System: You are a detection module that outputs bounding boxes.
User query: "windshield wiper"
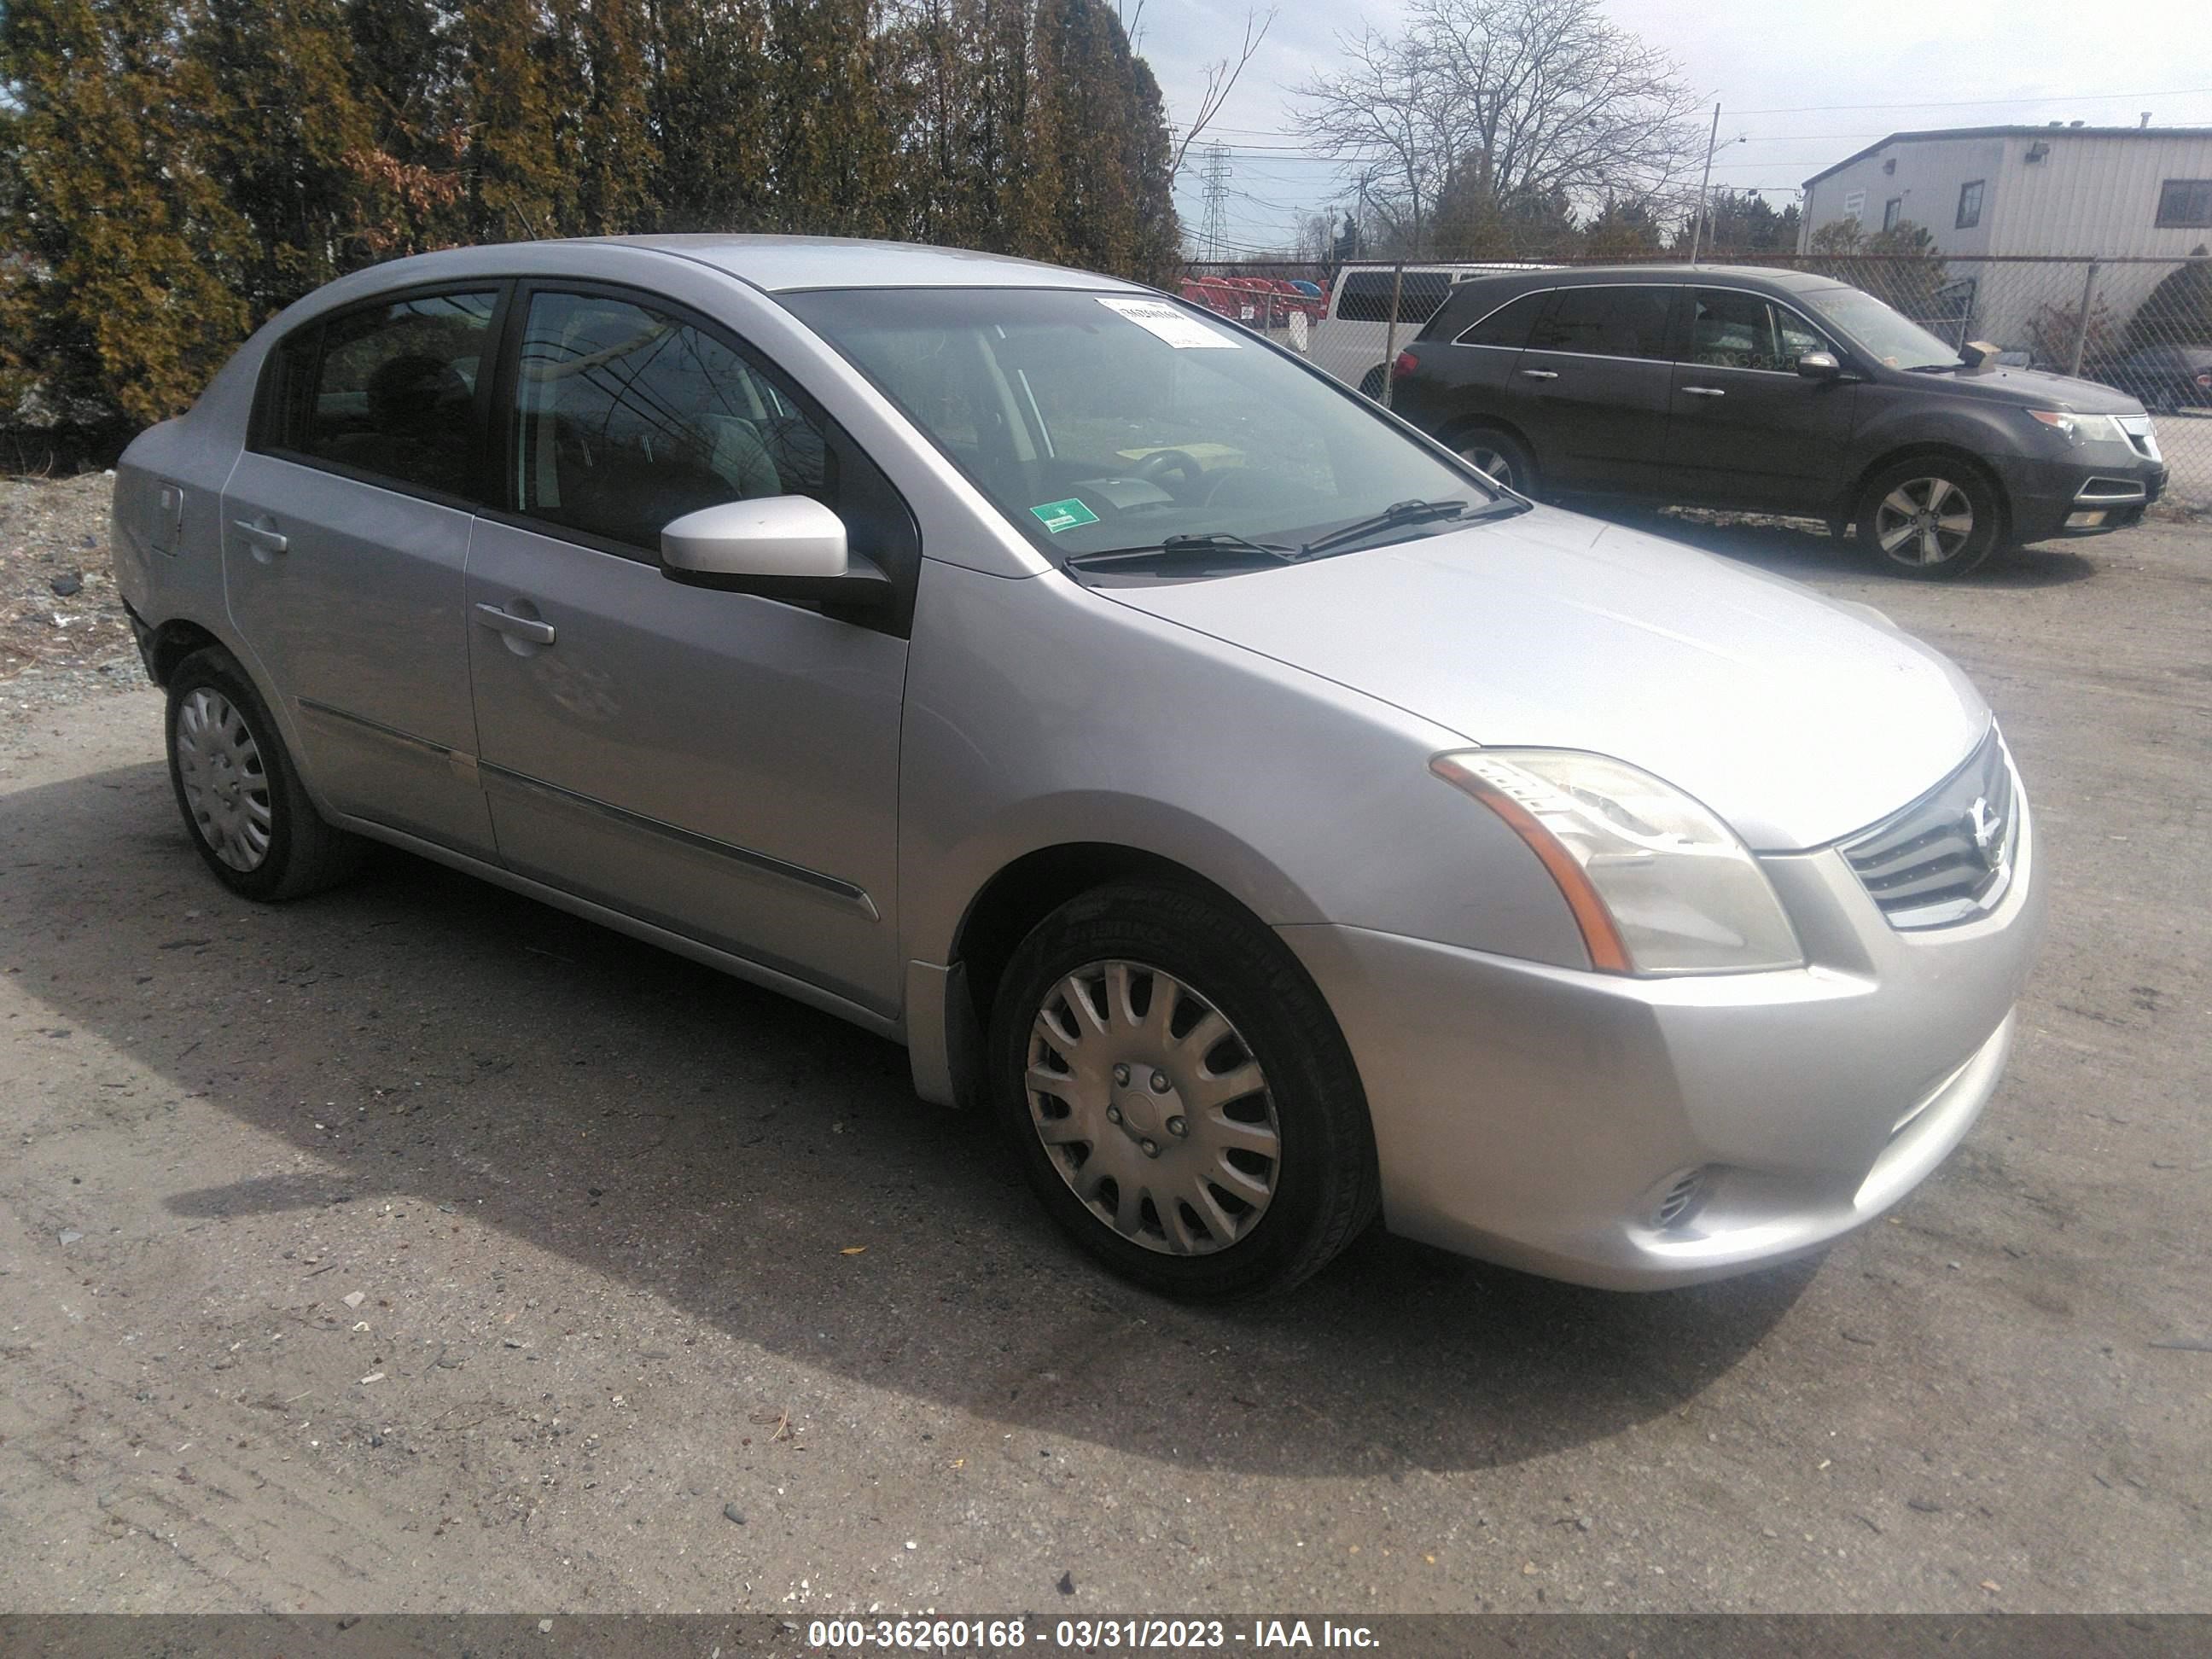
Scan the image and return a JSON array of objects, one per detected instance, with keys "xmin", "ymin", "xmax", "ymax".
[
  {"xmin": 1299, "ymin": 496, "xmax": 1520, "ymax": 556},
  {"xmin": 1065, "ymin": 532, "xmax": 1302, "ymax": 570},
  {"xmin": 1907, "ymin": 362, "xmax": 1967, "ymax": 374}
]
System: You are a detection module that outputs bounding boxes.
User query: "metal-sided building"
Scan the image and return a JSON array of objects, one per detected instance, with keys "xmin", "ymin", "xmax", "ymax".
[{"xmin": 1797, "ymin": 124, "xmax": 2212, "ymax": 356}]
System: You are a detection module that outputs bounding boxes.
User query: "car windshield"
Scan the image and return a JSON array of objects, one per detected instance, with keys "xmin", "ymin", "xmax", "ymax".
[
  {"xmin": 1802, "ymin": 285, "xmax": 1965, "ymax": 370},
  {"xmin": 781, "ymin": 287, "xmax": 1494, "ymax": 563}
]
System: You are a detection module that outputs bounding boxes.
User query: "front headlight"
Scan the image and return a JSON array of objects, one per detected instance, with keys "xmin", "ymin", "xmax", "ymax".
[
  {"xmin": 1430, "ymin": 749, "xmax": 1804, "ymax": 976},
  {"xmin": 2028, "ymin": 409, "xmax": 2128, "ymax": 445}
]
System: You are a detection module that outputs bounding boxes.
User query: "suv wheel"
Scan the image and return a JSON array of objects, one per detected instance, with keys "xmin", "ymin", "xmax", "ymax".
[
  {"xmin": 166, "ymin": 647, "xmax": 365, "ymax": 900},
  {"xmin": 1453, "ymin": 428, "xmax": 1539, "ymax": 498},
  {"xmin": 987, "ymin": 880, "xmax": 1379, "ymax": 1300},
  {"xmin": 1854, "ymin": 459, "xmax": 2001, "ymax": 579}
]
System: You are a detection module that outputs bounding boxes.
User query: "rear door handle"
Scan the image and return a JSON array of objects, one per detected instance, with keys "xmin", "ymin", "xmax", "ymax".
[
  {"xmin": 1519, "ymin": 369, "xmax": 1559, "ymax": 381},
  {"xmin": 1681, "ymin": 386, "xmax": 1726, "ymax": 398},
  {"xmin": 232, "ymin": 520, "xmax": 288, "ymax": 554},
  {"xmin": 474, "ymin": 602, "xmax": 556, "ymax": 646}
]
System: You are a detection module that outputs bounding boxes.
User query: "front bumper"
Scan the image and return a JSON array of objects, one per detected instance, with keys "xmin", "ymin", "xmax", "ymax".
[
  {"xmin": 1281, "ymin": 784, "xmax": 2045, "ymax": 1289},
  {"xmin": 1998, "ymin": 447, "xmax": 2168, "ymax": 543}
]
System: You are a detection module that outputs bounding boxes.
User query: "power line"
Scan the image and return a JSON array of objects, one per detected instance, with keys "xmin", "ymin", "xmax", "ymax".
[{"xmin": 1188, "ymin": 84, "xmax": 2212, "ymax": 143}]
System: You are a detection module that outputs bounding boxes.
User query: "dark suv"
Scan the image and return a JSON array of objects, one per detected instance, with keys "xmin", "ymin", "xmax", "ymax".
[{"xmin": 1387, "ymin": 265, "xmax": 2169, "ymax": 578}]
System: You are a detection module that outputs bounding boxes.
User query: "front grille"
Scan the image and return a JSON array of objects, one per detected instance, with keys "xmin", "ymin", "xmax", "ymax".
[{"xmin": 1840, "ymin": 729, "xmax": 2019, "ymax": 930}]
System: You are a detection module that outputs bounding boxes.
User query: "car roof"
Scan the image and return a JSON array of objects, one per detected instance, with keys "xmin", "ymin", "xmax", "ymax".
[
  {"xmin": 518, "ymin": 235, "xmax": 1144, "ymax": 294},
  {"xmin": 1451, "ymin": 264, "xmax": 1845, "ymax": 294},
  {"xmin": 338, "ymin": 236, "xmax": 1159, "ymax": 296}
]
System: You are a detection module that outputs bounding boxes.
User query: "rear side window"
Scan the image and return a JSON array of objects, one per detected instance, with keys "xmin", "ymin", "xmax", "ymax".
[
  {"xmin": 1528, "ymin": 287, "xmax": 1674, "ymax": 359},
  {"xmin": 265, "ymin": 291, "xmax": 498, "ymax": 498},
  {"xmin": 1333, "ymin": 271, "xmax": 1456, "ymax": 324},
  {"xmin": 1452, "ymin": 290, "xmax": 1551, "ymax": 348}
]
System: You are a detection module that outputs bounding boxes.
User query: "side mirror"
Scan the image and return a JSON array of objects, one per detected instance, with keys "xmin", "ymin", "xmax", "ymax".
[
  {"xmin": 661, "ymin": 496, "xmax": 889, "ymax": 608},
  {"xmin": 1796, "ymin": 352, "xmax": 1843, "ymax": 381}
]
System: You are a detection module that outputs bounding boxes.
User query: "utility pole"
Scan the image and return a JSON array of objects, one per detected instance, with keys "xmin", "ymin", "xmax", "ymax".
[{"xmin": 1688, "ymin": 102, "xmax": 1721, "ymax": 264}]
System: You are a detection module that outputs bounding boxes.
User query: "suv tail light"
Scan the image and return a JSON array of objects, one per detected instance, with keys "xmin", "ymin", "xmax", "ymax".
[{"xmin": 1392, "ymin": 351, "xmax": 1418, "ymax": 380}]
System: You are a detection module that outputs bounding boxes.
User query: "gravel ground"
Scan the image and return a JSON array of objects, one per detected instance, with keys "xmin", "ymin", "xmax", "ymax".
[
  {"xmin": 1, "ymin": 475, "xmax": 2207, "ymax": 1617},
  {"xmin": 1, "ymin": 471, "xmax": 144, "ymax": 713}
]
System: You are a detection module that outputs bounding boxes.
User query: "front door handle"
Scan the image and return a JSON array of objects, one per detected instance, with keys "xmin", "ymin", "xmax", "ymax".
[
  {"xmin": 233, "ymin": 520, "xmax": 288, "ymax": 554},
  {"xmin": 474, "ymin": 602, "xmax": 556, "ymax": 646},
  {"xmin": 1681, "ymin": 386, "xmax": 1726, "ymax": 398},
  {"xmin": 1519, "ymin": 369, "xmax": 1560, "ymax": 381}
]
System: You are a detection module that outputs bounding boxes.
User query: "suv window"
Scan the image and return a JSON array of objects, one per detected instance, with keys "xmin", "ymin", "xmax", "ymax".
[
  {"xmin": 1527, "ymin": 286, "xmax": 1674, "ymax": 359},
  {"xmin": 1453, "ymin": 290, "xmax": 1551, "ymax": 349},
  {"xmin": 1687, "ymin": 289, "xmax": 1833, "ymax": 373},
  {"xmin": 512, "ymin": 290, "xmax": 830, "ymax": 550},
  {"xmin": 1334, "ymin": 271, "xmax": 1456, "ymax": 324},
  {"xmin": 271, "ymin": 290, "xmax": 498, "ymax": 497}
]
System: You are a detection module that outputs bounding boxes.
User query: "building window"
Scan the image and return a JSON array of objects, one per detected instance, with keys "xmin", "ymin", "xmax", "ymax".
[
  {"xmin": 1882, "ymin": 196, "xmax": 1903, "ymax": 231},
  {"xmin": 1956, "ymin": 180, "xmax": 1984, "ymax": 229},
  {"xmin": 2157, "ymin": 179, "xmax": 2212, "ymax": 228}
]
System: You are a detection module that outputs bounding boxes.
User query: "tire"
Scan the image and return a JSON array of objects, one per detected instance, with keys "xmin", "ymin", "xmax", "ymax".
[
  {"xmin": 1357, "ymin": 364, "xmax": 1388, "ymax": 400},
  {"xmin": 1450, "ymin": 427, "xmax": 1540, "ymax": 498},
  {"xmin": 165, "ymin": 646, "xmax": 365, "ymax": 901},
  {"xmin": 987, "ymin": 879, "xmax": 1380, "ymax": 1300},
  {"xmin": 1854, "ymin": 457, "xmax": 2003, "ymax": 579}
]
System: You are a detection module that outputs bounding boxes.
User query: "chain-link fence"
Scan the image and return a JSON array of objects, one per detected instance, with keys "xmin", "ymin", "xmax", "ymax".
[{"xmin": 1178, "ymin": 254, "xmax": 2212, "ymax": 510}]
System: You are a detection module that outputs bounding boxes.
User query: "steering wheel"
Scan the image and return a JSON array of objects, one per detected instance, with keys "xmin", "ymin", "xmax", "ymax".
[{"xmin": 1132, "ymin": 448, "xmax": 1206, "ymax": 492}]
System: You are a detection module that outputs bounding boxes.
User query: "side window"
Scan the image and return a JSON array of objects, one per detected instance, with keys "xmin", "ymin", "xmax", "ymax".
[
  {"xmin": 1528, "ymin": 287, "xmax": 1674, "ymax": 359},
  {"xmin": 280, "ymin": 291, "xmax": 498, "ymax": 497},
  {"xmin": 1770, "ymin": 306, "xmax": 1835, "ymax": 370},
  {"xmin": 1688, "ymin": 289, "xmax": 1780, "ymax": 370},
  {"xmin": 513, "ymin": 291, "xmax": 830, "ymax": 551},
  {"xmin": 1454, "ymin": 290, "xmax": 1551, "ymax": 348}
]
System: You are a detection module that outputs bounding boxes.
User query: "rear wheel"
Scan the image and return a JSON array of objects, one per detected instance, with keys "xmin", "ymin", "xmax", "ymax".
[
  {"xmin": 987, "ymin": 880, "xmax": 1379, "ymax": 1300},
  {"xmin": 1452, "ymin": 427, "xmax": 1540, "ymax": 498},
  {"xmin": 166, "ymin": 647, "xmax": 365, "ymax": 900},
  {"xmin": 1854, "ymin": 458, "xmax": 2002, "ymax": 579}
]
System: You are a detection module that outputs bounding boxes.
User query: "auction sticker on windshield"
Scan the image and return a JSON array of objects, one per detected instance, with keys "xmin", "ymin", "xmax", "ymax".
[
  {"xmin": 1097, "ymin": 296, "xmax": 1238, "ymax": 349},
  {"xmin": 1030, "ymin": 498, "xmax": 1102, "ymax": 533}
]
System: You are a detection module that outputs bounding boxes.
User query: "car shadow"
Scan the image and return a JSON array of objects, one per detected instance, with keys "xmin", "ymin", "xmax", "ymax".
[
  {"xmin": 5, "ymin": 759, "xmax": 1815, "ymax": 1476},
  {"xmin": 1580, "ymin": 504, "xmax": 2103, "ymax": 590}
]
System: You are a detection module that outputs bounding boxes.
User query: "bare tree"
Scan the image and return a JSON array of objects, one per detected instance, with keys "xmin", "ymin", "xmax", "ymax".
[
  {"xmin": 1295, "ymin": 0, "xmax": 1702, "ymax": 255},
  {"xmin": 1167, "ymin": 7, "xmax": 1274, "ymax": 178}
]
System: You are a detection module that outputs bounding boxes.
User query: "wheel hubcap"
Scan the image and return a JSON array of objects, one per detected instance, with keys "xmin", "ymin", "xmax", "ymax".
[
  {"xmin": 175, "ymin": 688, "xmax": 273, "ymax": 871},
  {"xmin": 1025, "ymin": 959, "xmax": 1280, "ymax": 1256},
  {"xmin": 1875, "ymin": 476, "xmax": 1975, "ymax": 565},
  {"xmin": 1460, "ymin": 445, "xmax": 1515, "ymax": 491}
]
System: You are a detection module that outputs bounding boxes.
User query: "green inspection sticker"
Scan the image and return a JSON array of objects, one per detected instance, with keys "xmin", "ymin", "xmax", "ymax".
[{"xmin": 1030, "ymin": 498, "xmax": 1101, "ymax": 533}]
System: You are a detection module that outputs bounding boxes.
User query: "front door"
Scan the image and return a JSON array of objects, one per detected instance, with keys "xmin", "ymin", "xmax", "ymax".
[
  {"xmin": 463, "ymin": 286, "xmax": 912, "ymax": 1017},
  {"xmin": 1665, "ymin": 288, "xmax": 1860, "ymax": 511},
  {"xmin": 220, "ymin": 288, "xmax": 501, "ymax": 855},
  {"xmin": 1509, "ymin": 283, "xmax": 1679, "ymax": 494}
]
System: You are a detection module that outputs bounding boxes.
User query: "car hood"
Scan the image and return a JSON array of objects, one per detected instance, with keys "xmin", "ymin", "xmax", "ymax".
[
  {"xmin": 1935, "ymin": 363, "xmax": 2143, "ymax": 414},
  {"xmin": 1102, "ymin": 507, "xmax": 1990, "ymax": 851}
]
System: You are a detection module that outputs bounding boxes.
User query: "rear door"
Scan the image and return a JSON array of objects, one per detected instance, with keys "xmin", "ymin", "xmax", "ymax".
[
  {"xmin": 1510, "ymin": 283, "xmax": 1679, "ymax": 493},
  {"xmin": 1665, "ymin": 288, "xmax": 1859, "ymax": 510},
  {"xmin": 220, "ymin": 287, "xmax": 502, "ymax": 855}
]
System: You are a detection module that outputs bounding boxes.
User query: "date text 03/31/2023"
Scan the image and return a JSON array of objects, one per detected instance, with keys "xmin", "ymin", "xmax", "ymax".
[{"xmin": 804, "ymin": 1619, "xmax": 1382, "ymax": 1650}]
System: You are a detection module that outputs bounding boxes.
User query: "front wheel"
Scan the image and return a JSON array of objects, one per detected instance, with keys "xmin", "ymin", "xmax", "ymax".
[
  {"xmin": 1854, "ymin": 458, "xmax": 2002, "ymax": 579},
  {"xmin": 987, "ymin": 880, "xmax": 1379, "ymax": 1300}
]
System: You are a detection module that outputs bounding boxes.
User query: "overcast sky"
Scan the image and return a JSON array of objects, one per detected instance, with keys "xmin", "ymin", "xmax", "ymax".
[{"xmin": 1131, "ymin": 0, "xmax": 2212, "ymax": 253}]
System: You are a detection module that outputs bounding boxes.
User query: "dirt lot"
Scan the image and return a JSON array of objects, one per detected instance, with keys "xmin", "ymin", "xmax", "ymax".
[{"xmin": 1, "ymin": 481, "xmax": 2208, "ymax": 1615}]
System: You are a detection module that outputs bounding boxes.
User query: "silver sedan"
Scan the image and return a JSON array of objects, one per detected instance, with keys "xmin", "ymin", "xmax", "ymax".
[{"xmin": 110, "ymin": 236, "xmax": 2044, "ymax": 1298}]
